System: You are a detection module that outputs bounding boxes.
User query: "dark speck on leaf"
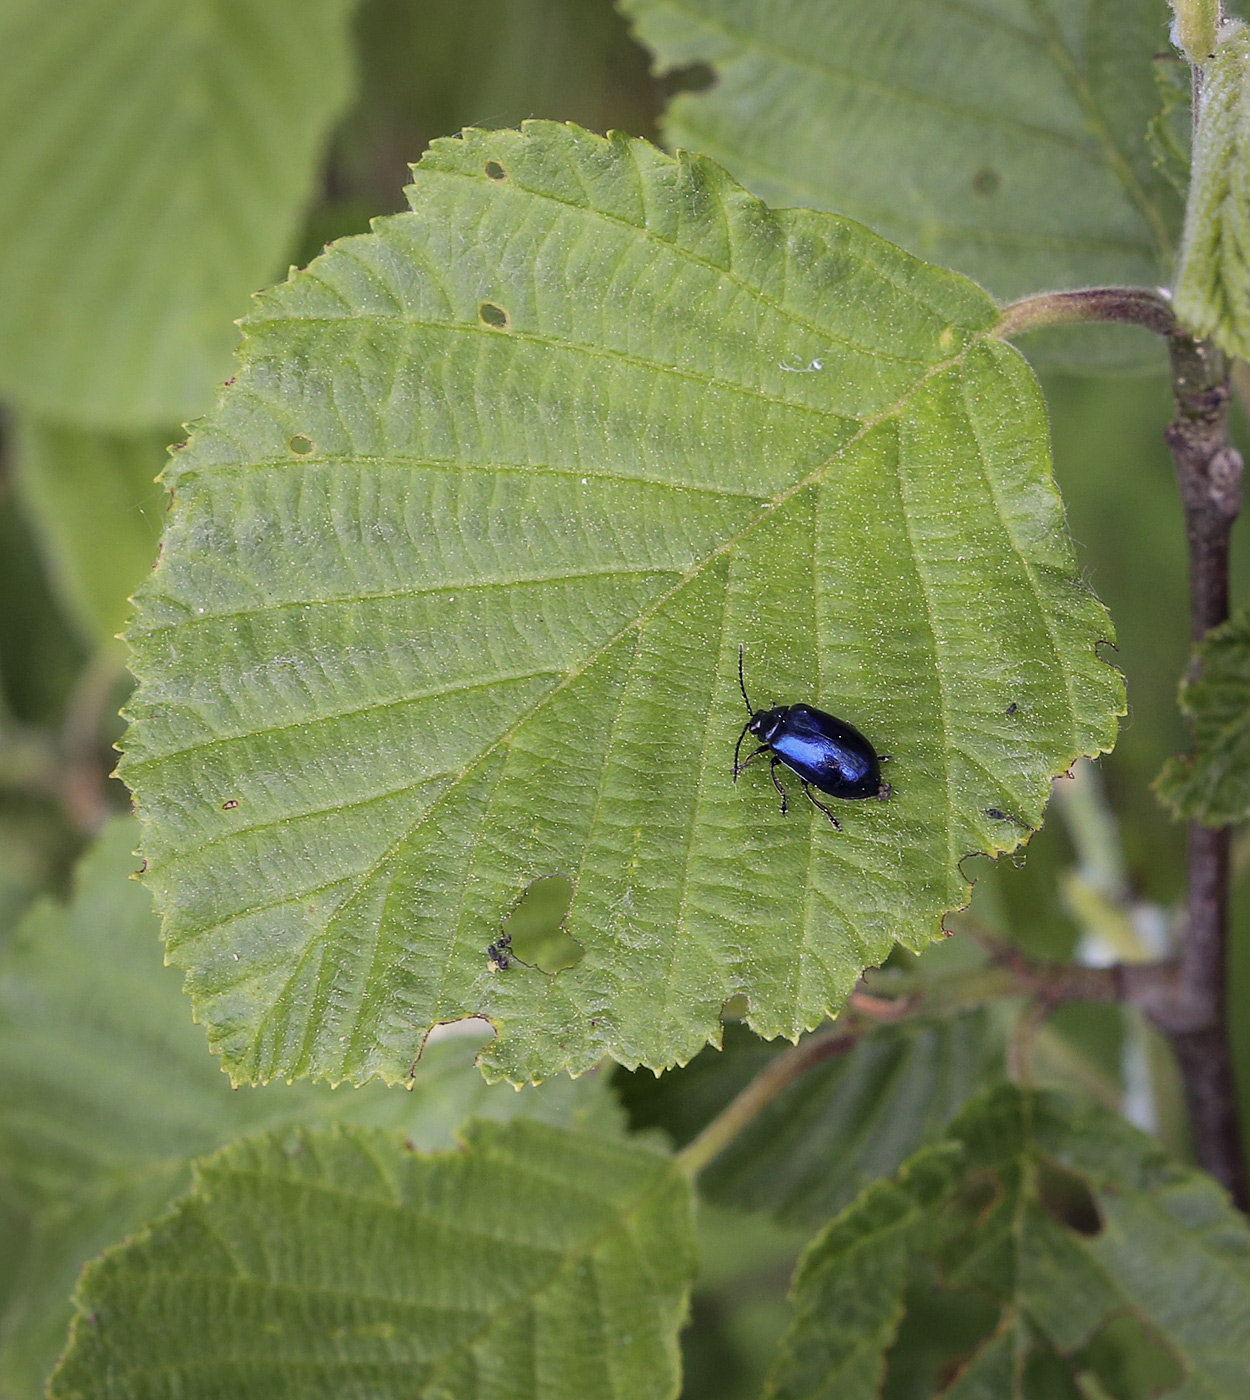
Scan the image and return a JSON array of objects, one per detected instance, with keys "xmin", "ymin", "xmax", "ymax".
[{"xmin": 972, "ymin": 167, "xmax": 1001, "ymax": 196}]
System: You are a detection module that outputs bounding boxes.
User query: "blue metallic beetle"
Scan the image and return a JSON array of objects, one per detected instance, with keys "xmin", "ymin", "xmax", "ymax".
[{"xmin": 733, "ymin": 646, "xmax": 891, "ymax": 830}]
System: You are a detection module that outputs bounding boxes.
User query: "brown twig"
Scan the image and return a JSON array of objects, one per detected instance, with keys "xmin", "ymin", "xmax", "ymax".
[{"xmin": 1160, "ymin": 328, "xmax": 1248, "ymax": 1210}]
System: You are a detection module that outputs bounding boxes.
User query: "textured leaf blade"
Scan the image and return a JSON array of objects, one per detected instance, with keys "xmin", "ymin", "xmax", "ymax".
[
  {"xmin": 768, "ymin": 1086, "xmax": 1250, "ymax": 1398},
  {"xmin": 621, "ymin": 0, "xmax": 1183, "ymax": 371},
  {"xmin": 1155, "ymin": 607, "xmax": 1250, "ymax": 823},
  {"xmin": 0, "ymin": 0, "xmax": 357, "ymax": 427},
  {"xmin": 121, "ymin": 123, "xmax": 1122, "ymax": 1087},
  {"xmin": 0, "ymin": 819, "xmax": 621, "ymax": 1400},
  {"xmin": 49, "ymin": 1120, "xmax": 695, "ymax": 1400}
]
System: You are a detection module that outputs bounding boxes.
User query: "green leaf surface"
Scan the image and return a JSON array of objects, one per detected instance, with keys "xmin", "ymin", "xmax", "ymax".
[
  {"xmin": 49, "ymin": 1119, "xmax": 694, "ymax": 1400},
  {"xmin": 768, "ymin": 1085, "xmax": 1250, "ymax": 1399},
  {"xmin": 12, "ymin": 418, "xmax": 171, "ymax": 648},
  {"xmin": 620, "ymin": 0, "xmax": 1183, "ymax": 372},
  {"xmin": 0, "ymin": 0, "xmax": 358, "ymax": 428},
  {"xmin": 1156, "ymin": 607, "xmax": 1250, "ymax": 824},
  {"xmin": 619, "ymin": 1013, "xmax": 1000, "ymax": 1226},
  {"xmin": 121, "ymin": 122, "xmax": 1123, "ymax": 1088},
  {"xmin": 0, "ymin": 818, "xmax": 621, "ymax": 1400},
  {"xmin": 1174, "ymin": 21, "xmax": 1250, "ymax": 359}
]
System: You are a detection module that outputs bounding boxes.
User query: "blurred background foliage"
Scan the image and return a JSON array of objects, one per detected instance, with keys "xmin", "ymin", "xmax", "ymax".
[{"xmin": 0, "ymin": 3, "xmax": 1246, "ymax": 1398}]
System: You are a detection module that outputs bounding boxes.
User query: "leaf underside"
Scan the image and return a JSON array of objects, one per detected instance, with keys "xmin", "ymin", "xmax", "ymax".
[
  {"xmin": 49, "ymin": 1121, "xmax": 695, "ymax": 1400},
  {"xmin": 121, "ymin": 123, "xmax": 1122, "ymax": 1087},
  {"xmin": 620, "ymin": 0, "xmax": 1184, "ymax": 372}
]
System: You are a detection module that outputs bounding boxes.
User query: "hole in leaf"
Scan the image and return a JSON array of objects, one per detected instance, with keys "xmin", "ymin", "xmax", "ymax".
[
  {"xmin": 503, "ymin": 876, "xmax": 581, "ymax": 973},
  {"xmin": 288, "ymin": 434, "xmax": 314, "ymax": 455},
  {"xmin": 1036, "ymin": 1158, "xmax": 1103, "ymax": 1237},
  {"xmin": 972, "ymin": 167, "xmax": 1002, "ymax": 196},
  {"xmin": 720, "ymin": 993, "xmax": 748, "ymax": 1023},
  {"xmin": 478, "ymin": 302, "xmax": 509, "ymax": 329},
  {"xmin": 660, "ymin": 61, "xmax": 717, "ymax": 97},
  {"xmin": 484, "ymin": 160, "xmax": 507, "ymax": 180}
]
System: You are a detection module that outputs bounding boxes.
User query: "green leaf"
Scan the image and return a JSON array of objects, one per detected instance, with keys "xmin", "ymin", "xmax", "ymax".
[
  {"xmin": 620, "ymin": 0, "xmax": 1183, "ymax": 372},
  {"xmin": 1156, "ymin": 608, "xmax": 1250, "ymax": 824},
  {"xmin": 767, "ymin": 1144, "xmax": 960, "ymax": 1400},
  {"xmin": 49, "ymin": 1119, "xmax": 695, "ymax": 1400},
  {"xmin": 0, "ymin": 0, "xmax": 358, "ymax": 428},
  {"xmin": 0, "ymin": 818, "xmax": 622, "ymax": 1399},
  {"xmin": 619, "ymin": 1013, "xmax": 1000, "ymax": 1226},
  {"xmin": 11, "ymin": 419, "xmax": 171, "ymax": 648},
  {"xmin": 769, "ymin": 1085, "xmax": 1250, "ymax": 1398},
  {"xmin": 120, "ymin": 122, "xmax": 1123, "ymax": 1088},
  {"xmin": 1173, "ymin": 21, "xmax": 1250, "ymax": 360}
]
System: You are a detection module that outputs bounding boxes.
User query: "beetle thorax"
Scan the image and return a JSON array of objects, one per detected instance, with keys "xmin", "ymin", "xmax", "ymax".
[{"xmin": 749, "ymin": 707, "xmax": 790, "ymax": 743}]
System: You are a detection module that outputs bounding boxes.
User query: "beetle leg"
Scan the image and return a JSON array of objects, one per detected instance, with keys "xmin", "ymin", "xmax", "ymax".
[
  {"xmin": 733, "ymin": 719, "xmax": 754, "ymax": 776},
  {"xmin": 733, "ymin": 743, "xmax": 770, "ymax": 781},
  {"xmin": 769, "ymin": 756, "xmax": 789, "ymax": 815},
  {"xmin": 800, "ymin": 780, "xmax": 842, "ymax": 830}
]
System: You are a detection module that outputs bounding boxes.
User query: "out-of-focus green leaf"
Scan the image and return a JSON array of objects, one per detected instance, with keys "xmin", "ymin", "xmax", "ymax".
[
  {"xmin": 768, "ymin": 1085, "xmax": 1250, "ymax": 1398},
  {"xmin": 699, "ymin": 1013, "xmax": 1000, "ymax": 1227},
  {"xmin": 0, "ymin": 0, "xmax": 358, "ymax": 428},
  {"xmin": 1156, "ymin": 607, "xmax": 1250, "ymax": 823},
  {"xmin": 1147, "ymin": 54, "xmax": 1193, "ymax": 199},
  {"xmin": 49, "ymin": 1119, "xmax": 694, "ymax": 1400},
  {"xmin": 621, "ymin": 0, "xmax": 1183, "ymax": 372},
  {"xmin": 619, "ymin": 1013, "xmax": 1000, "ymax": 1226},
  {"xmin": 331, "ymin": 0, "xmax": 660, "ymax": 218},
  {"xmin": 0, "ymin": 818, "xmax": 622, "ymax": 1400},
  {"xmin": 1174, "ymin": 21, "xmax": 1250, "ymax": 360},
  {"xmin": 119, "ymin": 122, "xmax": 1122, "ymax": 1089},
  {"xmin": 12, "ymin": 419, "xmax": 170, "ymax": 648}
]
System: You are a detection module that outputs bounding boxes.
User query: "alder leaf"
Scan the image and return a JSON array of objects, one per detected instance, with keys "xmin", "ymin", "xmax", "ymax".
[
  {"xmin": 1155, "ymin": 607, "xmax": 1250, "ymax": 824},
  {"xmin": 769, "ymin": 1085, "xmax": 1250, "ymax": 1398},
  {"xmin": 0, "ymin": 0, "xmax": 357, "ymax": 428},
  {"xmin": 49, "ymin": 1120, "xmax": 695, "ymax": 1400},
  {"xmin": 120, "ymin": 123, "xmax": 1123, "ymax": 1087},
  {"xmin": 621, "ymin": 0, "xmax": 1184, "ymax": 372}
]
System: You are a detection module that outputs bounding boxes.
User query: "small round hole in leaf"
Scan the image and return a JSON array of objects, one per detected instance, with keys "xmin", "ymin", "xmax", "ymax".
[
  {"xmin": 288, "ymin": 434, "xmax": 314, "ymax": 455},
  {"xmin": 503, "ymin": 875, "xmax": 581, "ymax": 973},
  {"xmin": 484, "ymin": 160, "xmax": 508, "ymax": 180},
  {"xmin": 478, "ymin": 302, "xmax": 509, "ymax": 329}
]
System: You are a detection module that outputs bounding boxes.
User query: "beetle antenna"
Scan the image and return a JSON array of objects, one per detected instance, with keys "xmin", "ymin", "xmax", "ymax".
[{"xmin": 737, "ymin": 644, "xmax": 753, "ymax": 714}]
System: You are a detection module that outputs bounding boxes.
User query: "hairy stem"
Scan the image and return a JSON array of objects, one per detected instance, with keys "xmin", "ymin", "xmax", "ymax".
[{"xmin": 995, "ymin": 287, "xmax": 1178, "ymax": 339}]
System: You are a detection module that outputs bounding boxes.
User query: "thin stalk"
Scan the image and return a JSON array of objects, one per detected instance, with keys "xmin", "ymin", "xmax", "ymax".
[{"xmin": 995, "ymin": 287, "xmax": 1178, "ymax": 340}]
